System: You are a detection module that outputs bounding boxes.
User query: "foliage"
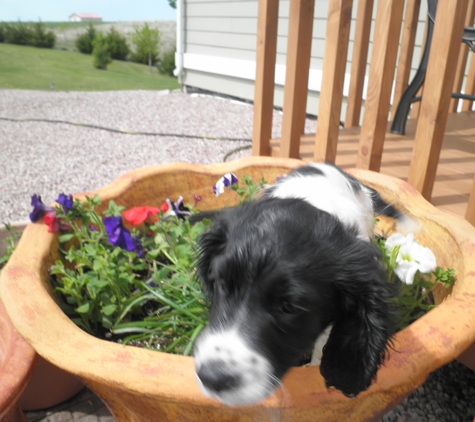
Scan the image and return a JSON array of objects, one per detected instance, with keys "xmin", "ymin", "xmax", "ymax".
[
  {"xmin": 158, "ymin": 48, "xmax": 176, "ymax": 77},
  {"xmin": 3, "ymin": 22, "xmax": 32, "ymax": 45},
  {"xmin": 92, "ymin": 33, "xmax": 112, "ymax": 70},
  {"xmin": 231, "ymin": 175, "xmax": 267, "ymax": 203},
  {"xmin": 0, "ymin": 23, "xmax": 6, "ymax": 43},
  {"xmin": 375, "ymin": 237, "xmax": 455, "ymax": 330},
  {"xmin": 48, "ymin": 195, "xmax": 210, "ymax": 354},
  {"xmin": 105, "ymin": 27, "xmax": 129, "ymax": 61},
  {"xmin": 75, "ymin": 23, "xmax": 98, "ymax": 54},
  {"xmin": 1, "ymin": 21, "xmax": 55, "ymax": 48},
  {"xmin": 0, "ymin": 224, "xmax": 21, "ymax": 271},
  {"xmin": 130, "ymin": 23, "xmax": 160, "ymax": 67},
  {"xmin": 168, "ymin": 0, "xmax": 177, "ymax": 8},
  {"xmin": 0, "ymin": 43, "xmax": 181, "ymax": 91},
  {"xmin": 30, "ymin": 22, "xmax": 56, "ymax": 48}
]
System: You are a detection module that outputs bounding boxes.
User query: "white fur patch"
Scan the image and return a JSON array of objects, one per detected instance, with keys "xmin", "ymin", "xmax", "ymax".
[
  {"xmin": 194, "ymin": 328, "xmax": 275, "ymax": 406},
  {"xmin": 269, "ymin": 163, "xmax": 375, "ymax": 240}
]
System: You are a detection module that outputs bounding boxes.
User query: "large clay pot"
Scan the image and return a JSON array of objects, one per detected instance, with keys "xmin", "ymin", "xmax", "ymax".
[
  {"xmin": 1, "ymin": 156, "xmax": 475, "ymax": 421},
  {"xmin": 0, "ymin": 222, "xmax": 85, "ymax": 413},
  {"xmin": 0, "ymin": 296, "xmax": 34, "ymax": 422}
]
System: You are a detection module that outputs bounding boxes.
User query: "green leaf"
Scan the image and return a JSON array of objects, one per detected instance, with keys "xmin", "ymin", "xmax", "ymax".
[
  {"xmin": 58, "ymin": 234, "xmax": 75, "ymax": 243},
  {"xmin": 75, "ymin": 302, "xmax": 92, "ymax": 314},
  {"xmin": 102, "ymin": 304, "xmax": 118, "ymax": 316}
]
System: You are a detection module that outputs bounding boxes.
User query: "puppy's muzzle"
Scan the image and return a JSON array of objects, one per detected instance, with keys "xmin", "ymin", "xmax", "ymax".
[{"xmin": 196, "ymin": 360, "xmax": 241, "ymax": 393}]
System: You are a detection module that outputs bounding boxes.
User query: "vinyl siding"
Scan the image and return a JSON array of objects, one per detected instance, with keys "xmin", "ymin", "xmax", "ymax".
[{"xmin": 179, "ymin": 0, "xmax": 435, "ymax": 116}]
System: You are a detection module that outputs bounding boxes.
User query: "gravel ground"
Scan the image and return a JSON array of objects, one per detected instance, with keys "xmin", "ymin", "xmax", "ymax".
[{"xmin": 1, "ymin": 89, "xmax": 474, "ymax": 421}]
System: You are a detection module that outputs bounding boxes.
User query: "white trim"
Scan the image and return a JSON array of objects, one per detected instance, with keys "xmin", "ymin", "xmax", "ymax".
[{"xmin": 183, "ymin": 53, "xmax": 363, "ymax": 98}]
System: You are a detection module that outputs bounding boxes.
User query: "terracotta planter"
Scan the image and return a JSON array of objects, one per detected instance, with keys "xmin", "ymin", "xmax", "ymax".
[
  {"xmin": 0, "ymin": 222, "xmax": 85, "ymax": 413},
  {"xmin": 0, "ymin": 297, "xmax": 34, "ymax": 422},
  {"xmin": 1, "ymin": 156, "xmax": 475, "ymax": 422}
]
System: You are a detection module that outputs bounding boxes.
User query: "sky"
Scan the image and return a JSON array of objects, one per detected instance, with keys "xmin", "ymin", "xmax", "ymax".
[{"xmin": 0, "ymin": 0, "xmax": 176, "ymax": 22}]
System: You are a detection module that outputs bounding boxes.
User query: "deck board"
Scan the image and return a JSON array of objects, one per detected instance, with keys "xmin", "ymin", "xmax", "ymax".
[{"xmin": 270, "ymin": 111, "xmax": 475, "ymax": 221}]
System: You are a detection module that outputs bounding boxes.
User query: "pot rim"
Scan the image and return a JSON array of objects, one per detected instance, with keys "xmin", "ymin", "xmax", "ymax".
[{"xmin": 2, "ymin": 156, "xmax": 475, "ymax": 413}]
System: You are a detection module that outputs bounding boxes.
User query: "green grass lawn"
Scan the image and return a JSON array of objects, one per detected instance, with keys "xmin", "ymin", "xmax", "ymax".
[{"xmin": 0, "ymin": 43, "xmax": 180, "ymax": 91}]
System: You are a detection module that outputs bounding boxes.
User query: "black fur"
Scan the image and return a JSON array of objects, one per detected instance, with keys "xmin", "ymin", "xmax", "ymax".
[{"xmin": 196, "ymin": 196, "xmax": 395, "ymax": 398}]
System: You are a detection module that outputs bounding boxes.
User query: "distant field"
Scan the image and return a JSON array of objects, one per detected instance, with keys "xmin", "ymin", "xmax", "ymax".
[{"xmin": 0, "ymin": 43, "xmax": 180, "ymax": 91}]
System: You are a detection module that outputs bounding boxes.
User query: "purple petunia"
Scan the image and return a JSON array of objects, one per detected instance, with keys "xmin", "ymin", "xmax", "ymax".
[
  {"xmin": 213, "ymin": 173, "xmax": 238, "ymax": 197},
  {"xmin": 56, "ymin": 193, "xmax": 73, "ymax": 213},
  {"xmin": 165, "ymin": 196, "xmax": 192, "ymax": 220},
  {"xmin": 103, "ymin": 216, "xmax": 143, "ymax": 256},
  {"xmin": 29, "ymin": 194, "xmax": 56, "ymax": 223}
]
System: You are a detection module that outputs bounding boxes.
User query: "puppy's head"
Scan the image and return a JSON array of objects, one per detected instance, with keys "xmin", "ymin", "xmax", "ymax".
[{"xmin": 193, "ymin": 198, "xmax": 394, "ymax": 405}]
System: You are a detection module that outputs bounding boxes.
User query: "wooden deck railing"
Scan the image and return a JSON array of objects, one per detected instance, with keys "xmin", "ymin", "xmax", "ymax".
[{"xmin": 252, "ymin": 0, "xmax": 473, "ymax": 215}]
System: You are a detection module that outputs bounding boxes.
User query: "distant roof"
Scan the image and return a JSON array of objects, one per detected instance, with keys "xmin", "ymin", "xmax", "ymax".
[{"xmin": 69, "ymin": 13, "xmax": 102, "ymax": 19}]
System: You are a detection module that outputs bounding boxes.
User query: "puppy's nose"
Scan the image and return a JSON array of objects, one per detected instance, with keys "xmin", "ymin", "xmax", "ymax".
[{"xmin": 197, "ymin": 362, "xmax": 241, "ymax": 392}]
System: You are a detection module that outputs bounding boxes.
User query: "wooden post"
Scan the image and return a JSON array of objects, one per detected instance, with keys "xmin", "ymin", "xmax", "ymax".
[
  {"xmin": 356, "ymin": 0, "xmax": 404, "ymax": 171},
  {"xmin": 314, "ymin": 0, "xmax": 353, "ymax": 162},
  {"xmin": 252, "ymin": 0, "xmax": 279, "ymax": 156},
  {"xmin": 344, "ymin": 0, "xmax": 373, "ymax": 129},
  {"xmin": 392, "ymin": 0, "xmax": 421, "ymax": 117},
  {"xmin": 279, "ymin": 0, "xmax": 315, "ymax": 158},
  {"xmin": 407, "ymin": 0, "xmax": 469, "ymax": 200}
]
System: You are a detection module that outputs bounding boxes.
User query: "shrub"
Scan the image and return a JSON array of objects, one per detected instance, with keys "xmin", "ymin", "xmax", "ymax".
[
  {"xmin": 158, "ymin": 49, "xmax": 176, "ymax": 77},
  {"xmin": 76, "ymin": 23, "xmax": 97, "ymax": 54},
  {"xmin": 106, "ymin": 27, "xmax": 129, "ymax": 61},
  {"xmin": 130, "ymin": 23, "xmax": 160, "ymax": 67},
  {"xmin": 4, "ymin": 21, "xmax": 32, "ymax": 45},
  {"xmin": 92, "ymin": 33, "xmax": 112, "ymax": 70},
  {"xmin": 30, "ymin": 22, "xmax": 56, "ymax": 48},
  {"xmin": 0, "ymin": 23, "xmax": 6, "ymax": 43}
]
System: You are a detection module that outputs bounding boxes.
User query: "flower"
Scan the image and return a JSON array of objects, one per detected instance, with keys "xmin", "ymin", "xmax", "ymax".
[
  {"xmin": 43, "ymin": 212, "xmax": 60, "ymax": 232},
  {"xmin": 166, "ymin": 197, "xmax": 192, "ymax": 220},
  {"xmin": 103, "ymin": 216, "xmax": 143, "ymax": 256},
  {"xmin": 29, "ymin": 194, "xmax": 55, "ymax": 222},
  {"xmin": 56, "ymin": 193, "xmax": 73, "ymax": 213},
  {"xmin": 213, "ymin": 173, "xmax": 238, "ymax": 196},
  {"xmin": 123, "ymin": 206, "xmax": 164, "ymax": 226},
  {"xmin": 385, "ymin": 233, "xmax": 437, "ymax": 284}
]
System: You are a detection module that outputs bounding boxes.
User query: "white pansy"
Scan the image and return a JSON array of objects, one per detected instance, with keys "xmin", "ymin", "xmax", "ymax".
[{"xmin": 385, "ymin": 233, "xmax": 437, "ymax": 285}]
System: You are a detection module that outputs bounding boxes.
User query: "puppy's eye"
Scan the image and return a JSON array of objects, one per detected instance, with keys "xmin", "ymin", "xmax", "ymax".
[
  {"xmin": 215, "ymin": 278, "xmax": 226, "ymax": 292},
  {"xmin": 281, "ymin": 300, "xmax": 295, "ymax": 314}
]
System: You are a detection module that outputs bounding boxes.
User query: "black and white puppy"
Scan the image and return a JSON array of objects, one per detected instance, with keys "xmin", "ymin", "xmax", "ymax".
[{"xmin": 193, "ymin": 163, "xmax": 400, "ymax": 406}]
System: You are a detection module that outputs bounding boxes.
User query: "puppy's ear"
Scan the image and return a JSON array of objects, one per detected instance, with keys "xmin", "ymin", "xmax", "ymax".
[
  {"xmin": 196, "ymin": 219, "xmax": 228, "ymax": 297},
  {"xmin": 320, "ymin": 241, "xmax": 395, "ymax": 397}
]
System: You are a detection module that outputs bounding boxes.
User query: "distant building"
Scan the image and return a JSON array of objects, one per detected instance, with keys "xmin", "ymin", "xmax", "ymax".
[{"xmin": 69, "ymin": 13, "xmax": 103, "ymax": 22}]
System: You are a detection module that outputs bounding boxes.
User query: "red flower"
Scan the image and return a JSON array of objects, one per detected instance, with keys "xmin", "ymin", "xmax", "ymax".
[
  {"xmin": 43, "ymin": 211, "xmax": 62, "ymax": 232},
  {"xmin": 123, "ymin": 204, "xmax": 169, "ymax": 226}
]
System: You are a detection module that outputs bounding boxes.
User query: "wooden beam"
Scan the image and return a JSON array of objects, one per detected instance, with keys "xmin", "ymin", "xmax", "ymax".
[
  {"xmin": 280, "ymin": 0, "xmax": 315, "ymax": 158},
  {"xmin": 392, "ymin": 0, "xmax": 421, "ymax": 118},
  {"xmin": 314, "ymin": 0, "xmax": 353, "ymax": 162},
  {"xmin": 407, "ymin": 0, "xmax": 469, "ymax": 200},
  {"xmin": 252, "ymin": 0, "xmax": 279, "ymax": 156},
  {"xmin": 449, "ymin": 0, "xmax": 475, "ymax": 112},
  {"xmin": 356, "ymin": 0, "xmax": 404, "ymax": 171},
  {"xmin": 344, "ymin": 0, "xmax": 373, "ymax": 129}
]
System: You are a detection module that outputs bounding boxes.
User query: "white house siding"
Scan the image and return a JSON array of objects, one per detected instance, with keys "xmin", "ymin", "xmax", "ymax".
[{"xmin": 179, "ymin": 0, "xmax": 440, "ymax": 118}]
